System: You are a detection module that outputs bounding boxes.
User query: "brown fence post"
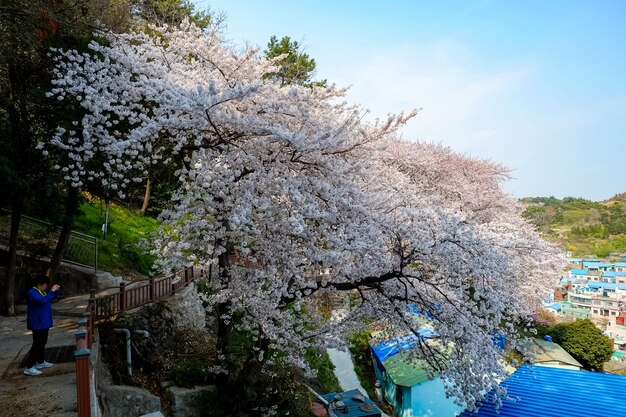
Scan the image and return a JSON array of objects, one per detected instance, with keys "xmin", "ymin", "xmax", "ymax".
[
  {"xmin": 89, "ymin": 289, "xmax": 96, "ymax": 319},
  {"xmin": 79, "ymin": 316, "xmax": 91, "ymax": 348},
  {"xmin": 184, "ymin": 267, "xmax": 189, "ymax": 285},
  {"xmin": 75, "ymin": 329, "xmax": 91, "ymax": 417},
  {"xmin": 119, "ymin": 282, "xmax": 126, "ymax": 312},
  {"xmin": 149, "ymin": 276, "xmax": 155, "ymax": 302},
  {"xmin": 171, "ymin": 278, "xmax": 176, "ymax": 295}
]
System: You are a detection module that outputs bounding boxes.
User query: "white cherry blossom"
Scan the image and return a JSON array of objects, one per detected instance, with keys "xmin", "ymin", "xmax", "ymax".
[{"xmin": 45, "ymin": 22, "xmax": 562, "ymax": 408}]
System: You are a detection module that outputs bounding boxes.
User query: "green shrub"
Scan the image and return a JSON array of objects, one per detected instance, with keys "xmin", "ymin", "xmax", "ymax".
[
  {"xmin": 305, "ymin": 348, "xmax": 340, "ymax": 393},
  {"xmin": 548, "ymin": 319, "xmax": 613, "ymax": 371},
  {"xmin": 167, "ymin": 360, "xmax": 213, "ymax": 388},
  {"xmin": 347, "ymin": 331, "xmax": 376, "ymax": 398}
]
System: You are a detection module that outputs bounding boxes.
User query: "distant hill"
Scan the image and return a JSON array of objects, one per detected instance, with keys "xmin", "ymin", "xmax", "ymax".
[
  {"xmin": 607, "ymin": 192, "xmax": 626, "ymax": 202},
  {"xmin": 521, "ymin": 194, "xmax": 626, "ymax": 258}
]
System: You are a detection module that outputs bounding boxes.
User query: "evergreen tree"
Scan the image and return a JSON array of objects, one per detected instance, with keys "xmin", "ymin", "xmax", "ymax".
[
  {"xmin": 131, "ymin": 0, "xmax": 216, "ymax": 29},
  {"xmin": 263, "ymin": 35, "xmax": 326, "ymax": 87}
]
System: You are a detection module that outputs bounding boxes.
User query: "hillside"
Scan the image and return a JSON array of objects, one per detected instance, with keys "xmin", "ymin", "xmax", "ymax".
[{"xmin": 521, "ymin": 193, "xmax": 626, "ymax": 257}]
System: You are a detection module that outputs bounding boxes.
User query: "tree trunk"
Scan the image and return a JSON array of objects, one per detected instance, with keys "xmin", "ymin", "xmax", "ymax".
[
  {"xmin": 140, "ymin": 176, "xmax": 151, "ymax": 215},
  {"xmin": 3, "ymin": 190, "xmax": 25, "ymax": 316},
  {"xmin": 215, "ymin": 247, "xmax": 231, "ymax": 361},
  {"xmin": 3, "ymin": 61, "xmax": 25, "ymax": 316},
  {"xmin": 214, "ymin": 231, "xmax": 233, "ymax": 395},
  {"xmin": 46, "ymin": 186, "xmax": 79, "ymax": 279}
]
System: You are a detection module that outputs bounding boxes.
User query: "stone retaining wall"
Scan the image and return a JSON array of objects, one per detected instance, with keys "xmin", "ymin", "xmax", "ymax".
[{"xmin": 97, "ymin": 283, "xmax": 210, "ymax": 417}]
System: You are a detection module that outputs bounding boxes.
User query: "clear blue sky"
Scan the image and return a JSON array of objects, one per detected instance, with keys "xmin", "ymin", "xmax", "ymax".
[{"xmin": 197, "ymin": 0, "xmax": 626, "ymax": 201}]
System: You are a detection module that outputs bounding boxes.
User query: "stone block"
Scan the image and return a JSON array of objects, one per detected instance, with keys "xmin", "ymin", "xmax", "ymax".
[
  {"xmin": 166, "ymin": 285, "xmax": 206, "ymax": 331},
  {"xmin": 102, "ymin": 385, "xmax": 161, "ymax": 417},
  {"xmin": 95, "ymin": 272, "xmax": 123, "ymax": 291},
  {"xmin": 167, "ymin": 385, "xmax": 215, "ymax": 417}
]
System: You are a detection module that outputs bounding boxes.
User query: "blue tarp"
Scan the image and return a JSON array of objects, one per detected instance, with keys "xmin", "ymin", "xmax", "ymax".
[
  {"xmin": 406, "ymin": 304, "xmax": 439, "ymax": 319},
  {"xmin": 372, "ymin": 329, "xmax": 438, "ymax": 362},
  {"xmin": 492, "ymin": 333, "xmax": 507, "ymax": 350}
]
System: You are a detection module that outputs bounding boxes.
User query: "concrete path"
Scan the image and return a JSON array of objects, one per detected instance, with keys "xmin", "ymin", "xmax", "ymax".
[
  {"xmin": 327, "ymin": 348, "xmax": 370, "ymax": 396},
  {"xmin": 0, "ymin": 293, "xmax": 90, "ymax": 417}
]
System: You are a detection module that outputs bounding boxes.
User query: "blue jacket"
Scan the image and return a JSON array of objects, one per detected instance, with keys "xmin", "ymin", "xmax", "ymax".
[{"xmin": 26, "ymin": 287, "xmax": 57, "ymax": 331}]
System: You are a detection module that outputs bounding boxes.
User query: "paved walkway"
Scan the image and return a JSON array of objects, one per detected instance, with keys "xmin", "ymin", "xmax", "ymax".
[
  {"xmin": 0, "ymin": 293, "xmax": 90, "ymax": 417},
  {"xmin": 327, "ymin": 348, "xmax": 370, "ymax": 395}
]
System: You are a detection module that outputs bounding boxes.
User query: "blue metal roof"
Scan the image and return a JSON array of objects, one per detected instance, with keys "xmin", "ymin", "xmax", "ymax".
[
  {"xmin": 569, "ymin": 269, "xmax": 588, "ymax": 275},
  {"xmin": 583, "ymin": 261, "xmax": 612, "ymax": 268},
  {"xmin": 459, "ymin": 365, "xmax": 626, "ymax": 417},
  {"xmin": 604, "ymin": 271, "xmax": 626, "ymax": 277},
  {"xmin": 321, "ymin": 389, "xmax": 381, "ymax": 417},
  {"xmin": 586, "ymin": 281, "xmax": 626, "ymax": 291},
  {"xmin": 545, "ymin": 302, "xmax": 561, "ymax": 311}
]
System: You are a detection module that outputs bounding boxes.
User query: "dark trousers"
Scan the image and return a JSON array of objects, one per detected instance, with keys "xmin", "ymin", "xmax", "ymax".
[{"xmin": 26, "ymin": 328, "xmax": 49, "ymax": 368}]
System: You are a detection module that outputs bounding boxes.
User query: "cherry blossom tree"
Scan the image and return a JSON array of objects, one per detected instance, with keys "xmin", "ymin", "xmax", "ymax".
[{"xmin": 44, "ymin": 22, "xmax": 563, "ymax": 409}]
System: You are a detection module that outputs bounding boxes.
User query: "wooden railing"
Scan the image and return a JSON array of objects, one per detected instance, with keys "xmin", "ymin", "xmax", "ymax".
[
  {"xmin": 92, "ymin": 268, "xmax": 196, "ymax": 319},
  {"xmin": 74, "ymin": 267, "xmax": 198, "ymax": 417}
]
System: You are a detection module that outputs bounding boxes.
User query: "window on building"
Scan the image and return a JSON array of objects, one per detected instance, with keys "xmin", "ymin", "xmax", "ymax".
[
  {"xmin": 594, "ymin": 309, "xmax": 599, "ymax": 314},
  {"xmin": 612, "ymin": 311, "xmax": 617, "ymax": 315}
]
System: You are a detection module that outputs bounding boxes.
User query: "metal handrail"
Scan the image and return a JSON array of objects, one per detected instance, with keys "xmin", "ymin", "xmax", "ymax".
[{"xmin": 0, "ymin": 208, "xmax": 99, "ymax": 272}]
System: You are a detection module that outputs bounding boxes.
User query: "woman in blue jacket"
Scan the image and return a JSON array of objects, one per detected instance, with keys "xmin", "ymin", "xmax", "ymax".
[{"xmin": 24, "ymin": 274, "xmax": 60, "ymax": 376}]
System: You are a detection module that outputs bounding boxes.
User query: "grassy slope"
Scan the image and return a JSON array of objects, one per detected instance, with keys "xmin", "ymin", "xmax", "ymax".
[
  {"xmin": 73, "ymin": 198, "xmax": 158, "ymax": 275},
  {"xmin": 522, "ymin": 195, "xmax": 626, "ymax": 258}
]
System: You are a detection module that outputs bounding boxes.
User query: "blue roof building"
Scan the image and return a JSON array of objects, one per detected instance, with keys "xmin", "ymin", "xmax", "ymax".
[
  {"xmin": 321, "ymin": 389, "xmax": 382, "ymax": 417},
  {"xmin": 569, "ymin": 269, "xmax": 588, "ymax": 276},
  {"xmin": 583, "ymin": 261, "xmax": 612, "ymax": 270},
  {"xmin": 371, "ymin": 336, "xmax": 464, "ymax": 417},
  {"xmin": 459, "ymin": 365, "xmax": 626, "ymax": 417}
]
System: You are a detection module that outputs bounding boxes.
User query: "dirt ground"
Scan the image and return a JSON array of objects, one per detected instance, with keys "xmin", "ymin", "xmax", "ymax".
[
  {"xmin": 0, "ymin": 354, "xmax": 78, "ymax": 417},
  {"xmin": 0, "ymin": 297, "xmax": 88, "ymax": 417}
]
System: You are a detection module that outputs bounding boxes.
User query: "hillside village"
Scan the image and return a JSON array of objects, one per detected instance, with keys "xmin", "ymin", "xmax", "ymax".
[{"xmin": 551, "ymin": 257, "xmax": 626, "ymax": 355}]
